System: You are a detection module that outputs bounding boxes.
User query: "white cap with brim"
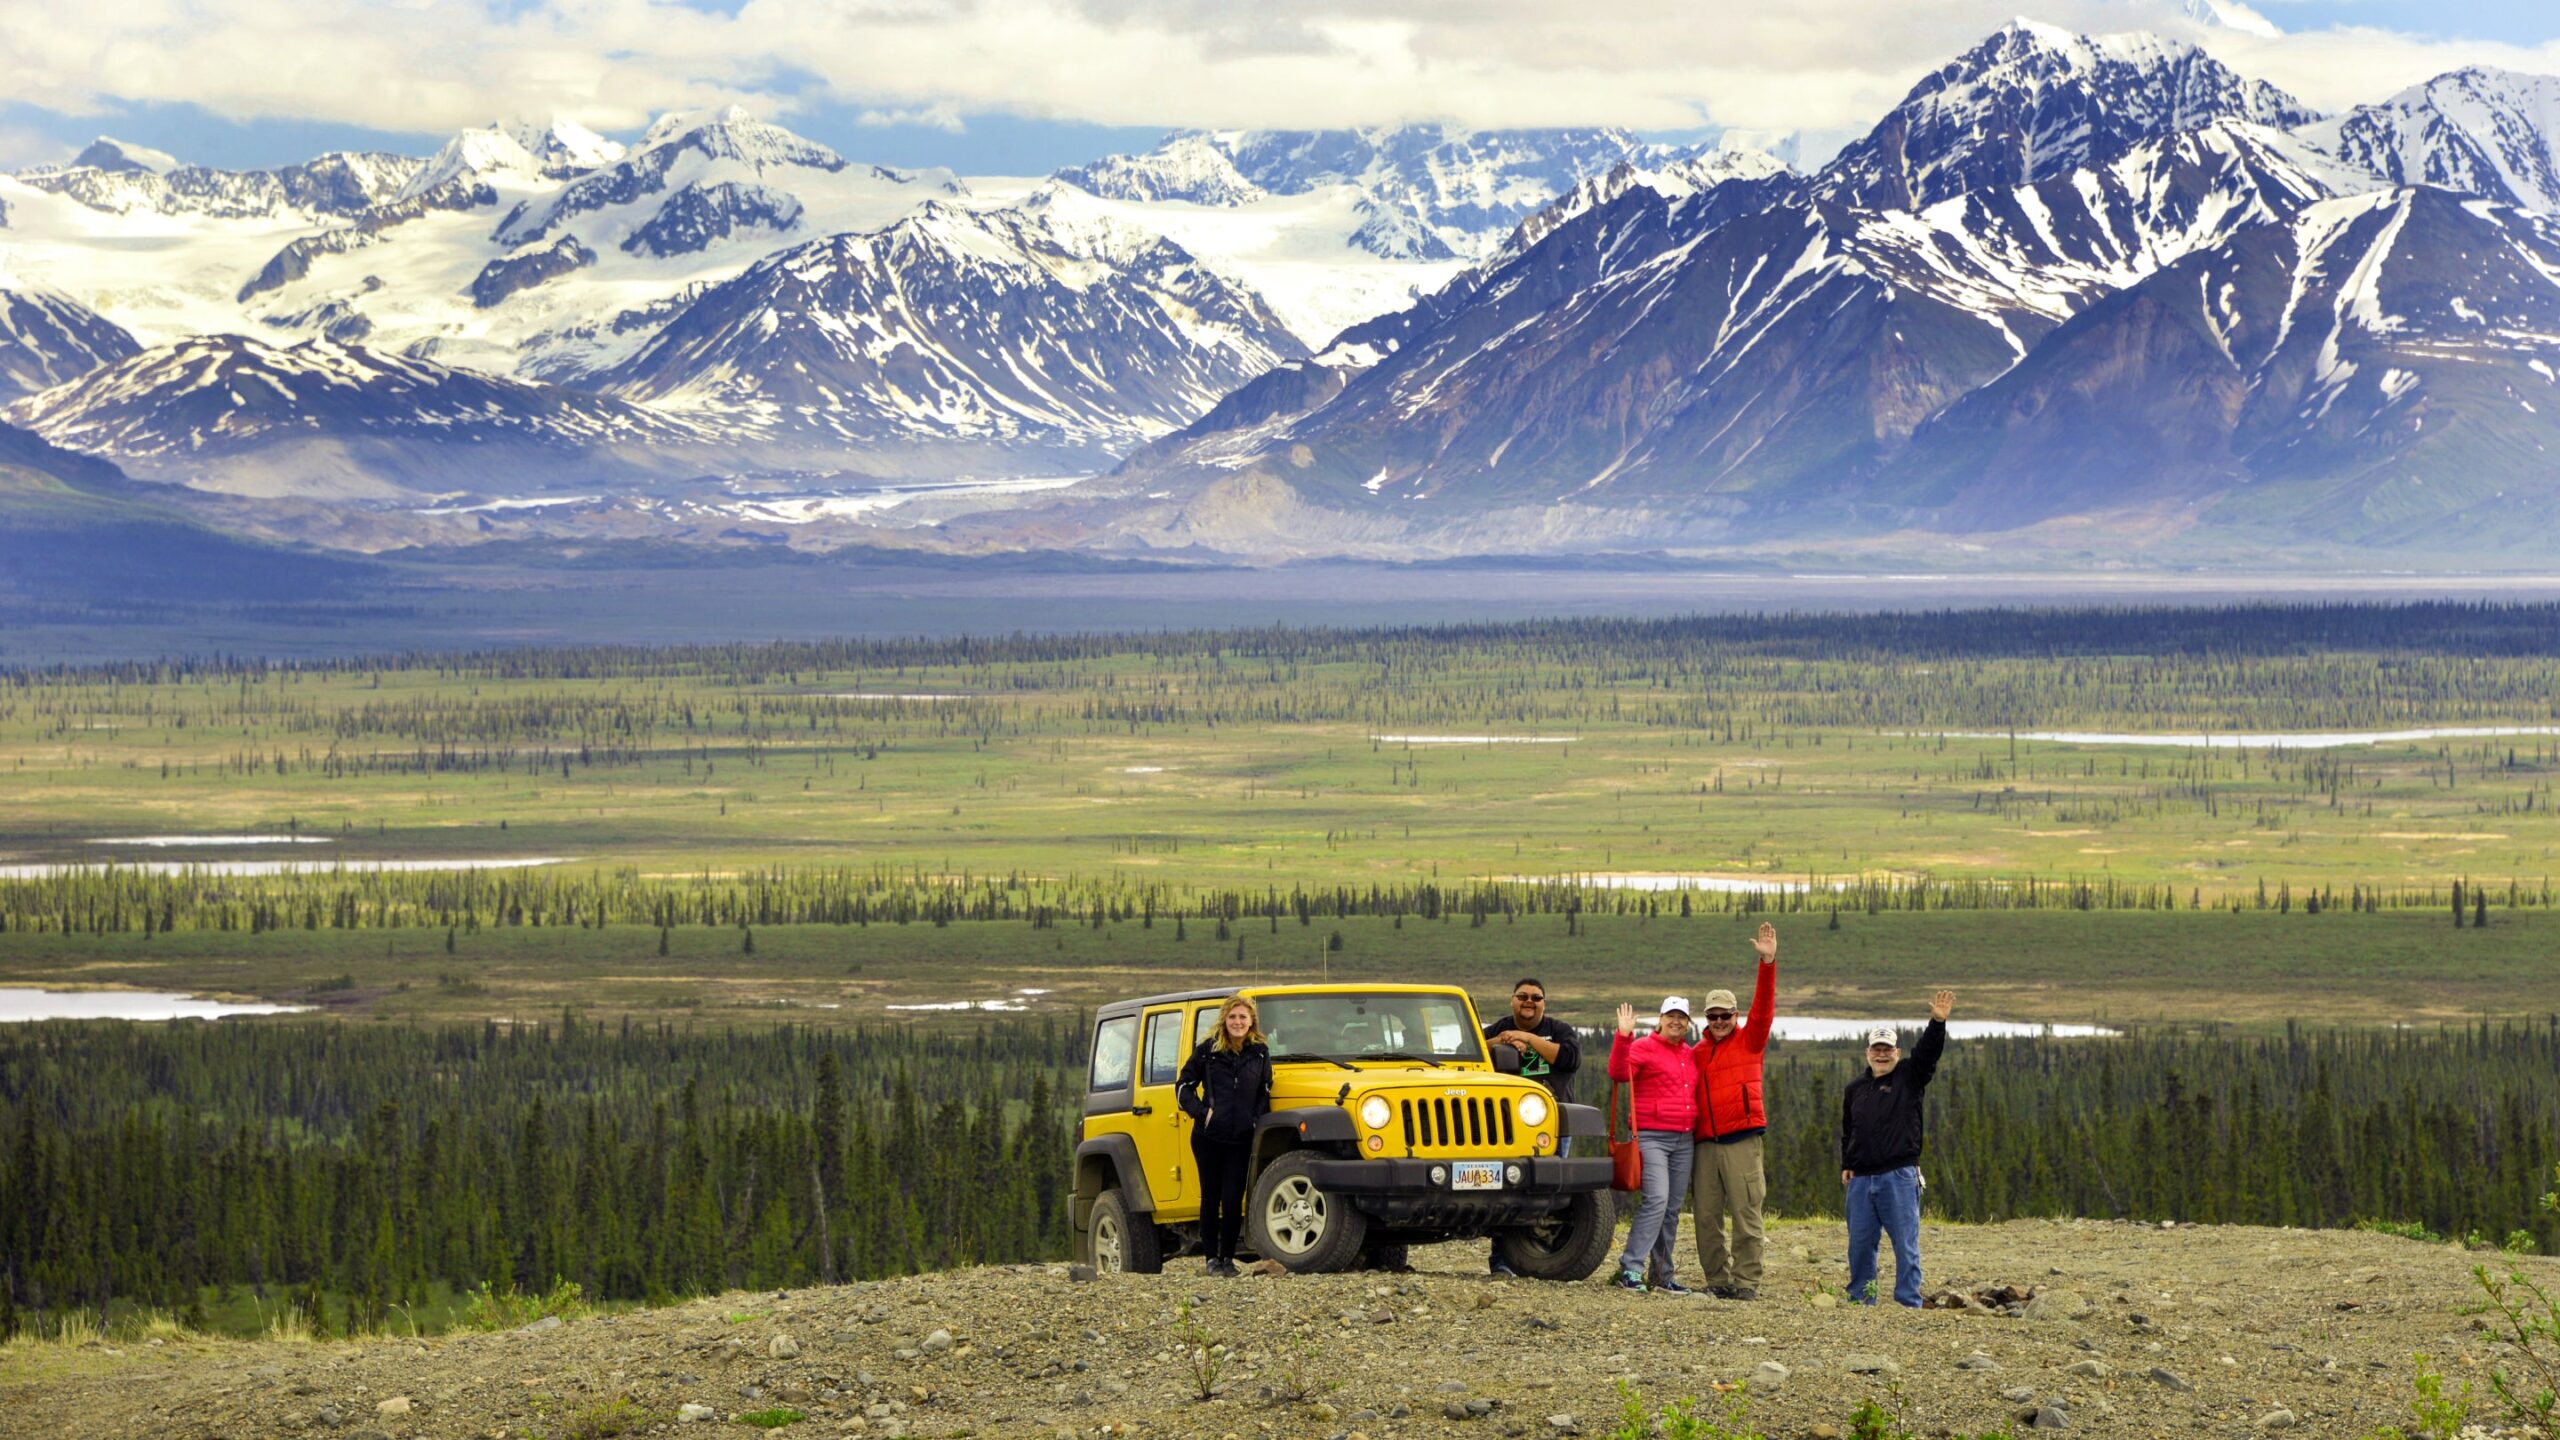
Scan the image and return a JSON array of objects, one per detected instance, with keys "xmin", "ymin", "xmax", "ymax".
[
  {"xmin": 1865, "ymin": 1025, "xmax": 1899, "ymax": 1047},
  {"xmin": 1659, "ymin": 995, "xmax": 1691, "ymax": 1017}
]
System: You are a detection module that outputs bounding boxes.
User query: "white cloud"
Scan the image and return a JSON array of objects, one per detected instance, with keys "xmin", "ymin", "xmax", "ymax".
[
  {"xmin": 855, "ymin": 103, "xmax": 966, "ymax": 132},
  {"xmin": 0, "ymin": 125, "xmax": 76, "ymax": 170},
  {"xmin": 5, "ymin": 0, "xmax": 2556, "ymax": 150}
]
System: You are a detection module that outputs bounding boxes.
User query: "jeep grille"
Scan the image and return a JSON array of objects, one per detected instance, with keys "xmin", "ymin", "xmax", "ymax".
[{"xmin": 1400, "ymin": 1094, "xmax": 1516, "ymax": 1151}]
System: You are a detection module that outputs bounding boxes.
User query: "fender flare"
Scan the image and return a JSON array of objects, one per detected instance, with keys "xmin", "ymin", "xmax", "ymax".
[
  {"xmin": 1071, "ymin": 1134, "xmax": 1153, "ymax": 1233},
  {"xmin": 1558, "ymin": 1102, "xmax": 1605, "ymax": 1139}
]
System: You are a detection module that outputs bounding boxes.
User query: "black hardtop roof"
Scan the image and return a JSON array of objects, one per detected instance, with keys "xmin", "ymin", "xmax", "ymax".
[
  {"xmin": 1093, "ymin": 982, "xmax": 1482, "ymax": 1023},
  {"xmin": 1094, "ymin": 986, "xmax": 1240, "ymax": 1021}
]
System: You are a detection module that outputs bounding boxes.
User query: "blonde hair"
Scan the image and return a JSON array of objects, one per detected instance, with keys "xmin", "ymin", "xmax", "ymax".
[{"xmin": 1214, "ymin": 995, "xmax": 1265, "ymax": 1053}]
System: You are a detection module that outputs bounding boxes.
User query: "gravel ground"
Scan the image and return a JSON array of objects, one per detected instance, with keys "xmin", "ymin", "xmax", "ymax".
[{"xmin": 6, "ymin": 1219, "xmax": 2554, "ymax": 1439}]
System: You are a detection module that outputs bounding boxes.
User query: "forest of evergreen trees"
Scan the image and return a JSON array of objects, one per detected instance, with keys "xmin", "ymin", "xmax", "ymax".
[
  {"xmin": 4, "ymin": 1015, "xmax": 2554, "ymax": 1339},
  {"xmin": 0, "ymin": 1017, "xmax": 1072, "ymax": 1339}
]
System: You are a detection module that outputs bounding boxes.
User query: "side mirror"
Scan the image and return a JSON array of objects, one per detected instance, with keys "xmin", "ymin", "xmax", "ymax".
[{"xmin": 1490, "ymin": 1044, "xmax": 1523, "ymax": 1074}]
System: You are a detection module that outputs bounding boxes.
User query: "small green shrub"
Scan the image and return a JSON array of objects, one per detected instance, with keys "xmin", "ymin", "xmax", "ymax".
[
  {"xmin": 2363, "ymin": 1356, "xmax": 2470, "ymax": 1440},
  {"xmin": 2355, "ymin": 1219, "xmax": 2442, "ymax": 1245},
  {"xmin": 736, "ymin": 1408, "xmax": 805, "ymax": 1430},
  {"xmin": 457, "ymin": 1278, "xmax": 587, "ymax": 1332}
]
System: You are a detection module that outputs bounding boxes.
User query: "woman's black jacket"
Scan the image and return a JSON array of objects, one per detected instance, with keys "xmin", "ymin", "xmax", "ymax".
[{"xmin": 1178, "ymin": 1037, "xmax": 1272, "ymax": 1145}]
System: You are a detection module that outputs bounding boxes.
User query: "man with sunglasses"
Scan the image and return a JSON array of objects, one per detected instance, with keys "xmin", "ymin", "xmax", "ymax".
[
  {"xmin": 1484, "ymin": 977, "xmax": 1581, "ymax": 1277},
  {"xmin": 1689, "ymin": 921, "xmax": 1779, "ymax": 1299}
]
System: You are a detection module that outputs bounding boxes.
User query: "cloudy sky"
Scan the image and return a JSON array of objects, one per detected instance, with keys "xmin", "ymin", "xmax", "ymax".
[{"xmin": 2, "ymin": 0, "xmax": 2555, "ymax": 174}]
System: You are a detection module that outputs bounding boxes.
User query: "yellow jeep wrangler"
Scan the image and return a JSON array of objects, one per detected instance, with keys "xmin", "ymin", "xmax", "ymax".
[{"xmin": 1071, "ymin": 983, "xmax": 1615, "ymax": 1277}]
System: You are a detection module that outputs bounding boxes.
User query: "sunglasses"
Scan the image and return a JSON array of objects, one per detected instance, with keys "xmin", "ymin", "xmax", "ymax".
[
  {"xmin": 1703, "ymin": 1011, "xmax": 1737, "ymax": 1022},
  {"xmin": 1513, "ymin": 992, "xmax": 1545, "ymax": 1002}
]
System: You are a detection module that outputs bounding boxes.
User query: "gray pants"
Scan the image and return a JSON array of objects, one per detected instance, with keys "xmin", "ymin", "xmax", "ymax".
[
  {"xmin": 1690, "ymin": 1134, "xmax": 1767, "ymax": 1288},
  {"xmin": 1619, "ymin": 1130, "xmax": 1695, "ymax": 1282}
]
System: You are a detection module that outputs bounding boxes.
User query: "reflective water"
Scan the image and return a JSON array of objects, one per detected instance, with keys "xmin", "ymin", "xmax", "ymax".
[
  {"xmin": 0, "ymin": 857, "xmax": 568, "ymax": 879},
  {"xmin": 0, "ymin": 988, "xmax": 312, "ymax": 1022}
]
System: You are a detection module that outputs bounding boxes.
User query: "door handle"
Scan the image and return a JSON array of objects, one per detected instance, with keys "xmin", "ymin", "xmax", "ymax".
[{"xmin": 1130, "ymin": 1103, "xmax": 1154, "ymax": 1116}]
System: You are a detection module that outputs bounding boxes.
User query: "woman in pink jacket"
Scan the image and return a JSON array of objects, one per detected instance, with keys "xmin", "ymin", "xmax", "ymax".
[{"xmin": 1607, "ymin": 995, "xmax": 1699, "ymax": 1292}]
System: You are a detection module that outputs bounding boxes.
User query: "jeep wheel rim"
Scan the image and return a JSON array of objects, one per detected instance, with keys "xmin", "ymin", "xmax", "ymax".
[
  {"xmin": 1263, "ymin": 1175, "xmax": 1329, "ymax": 1255},
  {"xmin": 1092, "ymin": 1212, "xmax": 1125, "ymax": 1271}
]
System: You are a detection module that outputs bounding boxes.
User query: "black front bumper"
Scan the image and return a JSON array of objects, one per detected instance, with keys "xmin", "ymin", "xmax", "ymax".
[{"xmin": 1304, "ymin": 1156, "xmax": 1613, "ymax": 1227}]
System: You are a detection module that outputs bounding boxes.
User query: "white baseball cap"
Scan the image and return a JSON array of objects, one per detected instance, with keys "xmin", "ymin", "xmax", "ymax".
[
  {"xmin": 1659, "ymin": 995, "xmax": 1692, "ymax": 1016},
  {"xmin": 1865, "ymin": 1025, "xmax": 1899, "ymax": 1047}
]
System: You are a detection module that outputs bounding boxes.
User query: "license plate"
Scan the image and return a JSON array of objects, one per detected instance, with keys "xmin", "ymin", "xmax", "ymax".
[{"xmin": 1451, "ymin": 1160, "xmax": 1504, "ymax": 1191}]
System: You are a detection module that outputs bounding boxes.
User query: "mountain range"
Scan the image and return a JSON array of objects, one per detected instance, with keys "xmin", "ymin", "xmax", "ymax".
[{"xmin": 5, "ymin": 19, "xmax": 2560, "ymax": 565}]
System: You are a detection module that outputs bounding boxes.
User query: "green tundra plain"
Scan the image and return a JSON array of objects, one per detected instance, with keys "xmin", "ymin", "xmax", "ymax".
[{"xmin": 4, "ymin": 603, "xmax": 2559, "ymax": 1027}]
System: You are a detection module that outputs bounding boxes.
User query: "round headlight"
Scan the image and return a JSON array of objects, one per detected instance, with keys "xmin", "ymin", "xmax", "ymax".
[
  {"xmin": 1516, "ymin": 1093, "xmax": 1550, "ymax": 1128},
  {"xmin": 1359, "ymin": 1095, "xmax": 1393, "ymax": 1129}
]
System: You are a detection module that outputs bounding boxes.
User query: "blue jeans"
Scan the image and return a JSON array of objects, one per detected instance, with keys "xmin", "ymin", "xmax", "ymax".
[
  {"xmin": 1845, "ymin": 1166, "xmax": 1923, "ymax": 1307},
  {"xmin": 1620, "ymin": 1130, "xmax": 1694, "ymax": 1281}
]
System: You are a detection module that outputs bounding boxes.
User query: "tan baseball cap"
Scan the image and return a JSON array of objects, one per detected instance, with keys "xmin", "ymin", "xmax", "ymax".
[
  {"xmin": 1702, "ymin": 989, "xmax": 1739, "ymax": 1012},
  {"xmin": 1865, "ymin": 1026, "xmax": 1899, "ymax": 1047}
]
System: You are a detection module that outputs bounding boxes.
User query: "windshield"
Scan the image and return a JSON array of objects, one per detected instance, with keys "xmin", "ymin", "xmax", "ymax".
[{"xmin": 1254, "ymin": 991, "xmax": 1486, "ymax": 1064}]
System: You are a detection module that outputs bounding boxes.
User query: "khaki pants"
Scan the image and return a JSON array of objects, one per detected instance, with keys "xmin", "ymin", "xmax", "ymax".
[{"xmin": 1690, "ymin": 1134, "xmax": 1767, "ymax": 1288}]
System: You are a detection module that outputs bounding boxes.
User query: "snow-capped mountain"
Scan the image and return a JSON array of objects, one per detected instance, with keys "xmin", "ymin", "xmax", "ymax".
[
  {"xmin": 600, "ymin": 191, "xmax": 1305, "ymax": 468},
  {"xmin": 1819, "ymin": 20, "xmax": 2320, "ymax": 210},
  {"xmin": 2300, "ymin": 69, "xmax": 2560, "ymax": 214},
  {"xmin": 1898, "ymin": 187, "xmax": 2560, "ymax": 548},
  {"xmin": 1055, "ymin": 125, "xmax": 1683, "ymax": 261},
  {"xmin": 15, "ymin": 142, "xmax": 423, "ymax": 220},
  {"xmin": 400, "ymin": 118, "xmax": 625, "ymax": 199},
  {"xmin": 7, "ymin": 334, "xmax": 717, "ymax": 497},
  {"xmin": 0, "ymin": 289, "xmax": 143, "ymax": 401},
  {"xmin": 494, "ymin": 105, "xmax": 953, "ymax": 253},
  {"xmin": 1120, "ymin": 115, "xmax": 2366, "ymax": 537}
]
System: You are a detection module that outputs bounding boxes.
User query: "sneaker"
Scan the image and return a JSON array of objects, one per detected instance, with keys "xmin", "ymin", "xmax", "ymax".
[
  {"xmin": 1652, "ymin": 1278, "xmax": 1695, "ymax": 1296},
  {"xmin": 1708, "ymin": 1283, "xmax": 1758, "ymax": 1300},
  {"xmin": 1488, "ymin": 1256, "xmax": 1521, "ymax": 1278},
  {"xmin": 1609, "ymin": 1269, "xmax": 1649, "ymax": 1292},
  {"xmin": 1205, "ymin": 1256, "xmax": 1223, "ymax": 1277}
]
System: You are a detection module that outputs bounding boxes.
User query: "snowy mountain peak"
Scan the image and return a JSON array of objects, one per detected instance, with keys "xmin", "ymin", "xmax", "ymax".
[
  {"xmin": 1050, "ymin": 124, "xmax": 1683, "ymax": 261},
  {"xmin": 2180, "ymin": 0, "xmax": 2282, "ymax": 39},
  {"xmin": 1818, "ymin": 19, "xmax": 2320, "ymax": 210},
  {"xmin": 1054, "ymin": 133, "xmax": 1268, "ymax": 206},
  {"xmin": 403, "ymin": 116, "xmax": 626, "ymax": 200},
  {"xmin": 70, "ymin": 137, "xmax": 179, "ymax": 176},
  {"xmin": 2299, "ymin": 66, "xmax": 2560, "ymax": 214}
]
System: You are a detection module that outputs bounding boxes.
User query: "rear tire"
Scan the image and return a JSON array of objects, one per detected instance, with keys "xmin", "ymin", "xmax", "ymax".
[
  {"xmin": 1086, "ymin": 1188, "xmax": 1163, "ymax": 1274},
  {"xmin": 1248, "ymin": 1151, "xmax": 1369, "ymax": 1273},
  {"xmin": 1495, "ymin": 1190, "xmax": 1615, "ymax": 1282}
]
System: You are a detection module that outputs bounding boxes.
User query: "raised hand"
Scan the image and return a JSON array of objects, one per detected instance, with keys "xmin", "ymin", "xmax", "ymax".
[
  {"xmin": 1615, "ymin": 1002, "xmax": 1637, "ymax": 1036},
  {"xmin": 1752, "ymin": 921, "xmax": 1777, "ymax": 962},
  {"xmin": 1929, "ymin": 989, "xmax": 1955, "ymax": 1022}
]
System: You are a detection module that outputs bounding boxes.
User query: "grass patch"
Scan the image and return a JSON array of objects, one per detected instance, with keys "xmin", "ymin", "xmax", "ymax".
[{"xmin": 735, "ymin": 1408, "xmax": 806, "ymax": 1429}]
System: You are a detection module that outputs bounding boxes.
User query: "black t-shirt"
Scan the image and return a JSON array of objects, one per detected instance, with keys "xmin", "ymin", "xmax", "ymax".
[{"xmin": 1482, "ymin": 1014, "xmax": 1582, "ymax": 1106}]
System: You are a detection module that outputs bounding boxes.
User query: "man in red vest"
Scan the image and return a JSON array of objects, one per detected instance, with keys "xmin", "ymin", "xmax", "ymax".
[{"xmin": 1690, "ymin": 921, "xmax": 1778, "ymax": 1299}]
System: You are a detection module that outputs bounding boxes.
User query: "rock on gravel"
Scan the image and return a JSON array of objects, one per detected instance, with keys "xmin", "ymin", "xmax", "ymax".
[
  {"xmin": 1843, "ymin": 1353, "xmax": 1899, "ymax": 1375},
  {"xmin": 1750, "ymin": 1360, "xmax": 1789, "ymax": 1391},
  {"xmin": 2022, "ymin": 1288, "xmax": 2090, "ymax": 1321}
]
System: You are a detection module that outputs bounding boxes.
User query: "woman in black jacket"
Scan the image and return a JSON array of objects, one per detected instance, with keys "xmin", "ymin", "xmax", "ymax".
[{"xmin": 1179, "ymin": 995, "xmax": 1272, "ymax": 1276}]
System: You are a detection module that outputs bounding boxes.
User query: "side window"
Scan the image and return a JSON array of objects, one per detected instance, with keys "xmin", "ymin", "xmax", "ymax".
[
  {"xmin": 1142, "ymin": 1010, "xmax": 1187, "ymax": 1086},
  {"xmin": 1089, "ymin": 1016, "xmax": 1137, "ymax": 1093},
  {"xmin": 1192, "ymin": 1005, "xmax": 1221, "ymax": 1049}
]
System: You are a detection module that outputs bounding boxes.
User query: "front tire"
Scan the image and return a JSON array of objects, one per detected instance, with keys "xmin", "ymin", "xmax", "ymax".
[
  {"xmin": 1086, "ymin": 1188, "xmax": 1163, "ymax": 1274},
  {"xmin": 1248, "ymin": 1151, "xmax": 1369, "ymax": 1273},
  {"xmin": 1494, "ymin": 1190, "xmax": 1614, "ymax": 1282}
]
